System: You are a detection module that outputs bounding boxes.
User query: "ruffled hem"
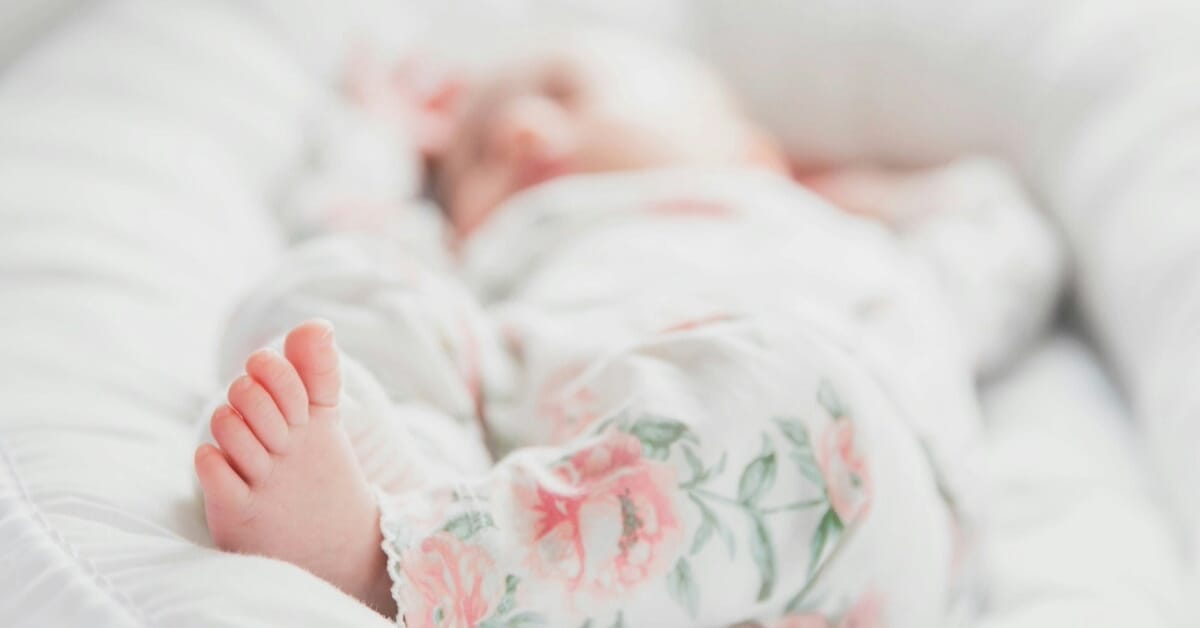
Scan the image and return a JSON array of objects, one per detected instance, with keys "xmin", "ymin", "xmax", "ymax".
[{"xmin": 376, "ymin": 486, "xmax": 415, "ymax": 627}]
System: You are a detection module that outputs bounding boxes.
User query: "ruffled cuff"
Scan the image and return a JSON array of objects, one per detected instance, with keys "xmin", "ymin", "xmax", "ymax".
[{"xmin": 376, "ymin": 486, "xmax": 418, "ymax": 627}]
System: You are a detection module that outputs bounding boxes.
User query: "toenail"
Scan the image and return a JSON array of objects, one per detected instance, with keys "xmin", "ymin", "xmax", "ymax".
[
  {"xmin": 312, "ymin": 319, "xmax": 334, "ymax": 339},
  {"xmin": 247, "ymin": 351, "xmax": 282, "ymax": 375},
  {"xmin": 251, "ymin": 348, "xmax": 281, "ymax": 362}
]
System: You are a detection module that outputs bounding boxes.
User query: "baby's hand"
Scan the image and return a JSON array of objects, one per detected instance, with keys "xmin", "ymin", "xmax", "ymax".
[
  {"xmin": 342, "ymin": 45, "xmax": 464, "ymax": 156},
  {"xmin": 796, "ymin": 166, "xmax": 936, "ymax": 227}
]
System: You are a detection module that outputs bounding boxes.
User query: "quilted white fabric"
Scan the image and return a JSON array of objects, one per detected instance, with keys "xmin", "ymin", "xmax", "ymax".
[{"xmin": 0, "ymin": 0, "xmax": 1194, "ymax": 626}]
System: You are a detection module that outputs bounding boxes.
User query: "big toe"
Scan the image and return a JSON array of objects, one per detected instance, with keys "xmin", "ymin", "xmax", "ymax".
[{"xmin": 284, "ymin": 319, "xmax": 342, "ymax": 410}]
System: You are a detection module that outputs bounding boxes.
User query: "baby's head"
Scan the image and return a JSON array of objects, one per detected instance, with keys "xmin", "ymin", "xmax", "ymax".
[{"xmin": 425, "ymin": 30, "xmax": 784, "ymax": 235}]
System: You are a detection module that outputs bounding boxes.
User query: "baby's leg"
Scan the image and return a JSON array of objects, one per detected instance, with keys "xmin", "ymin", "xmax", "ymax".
[
  {"xmin": 377, "ymin": 314, "xmax": 963, "ymax": 627},
  {"xmin": 195, "ymin": 320, "xmax": 395, "ymax": 615},
  {"xmin": 337, "ymin": 354, "xmax": 493, "ymax": 496}
]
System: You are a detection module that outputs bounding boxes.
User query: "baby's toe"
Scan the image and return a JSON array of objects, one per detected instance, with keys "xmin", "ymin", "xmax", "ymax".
[
  {"xmin": 245, "ymin": 348, "xmax": 309, "ymax": 425},
  {"xmin": 194, "ymin": 443, "xmax": 248, "ymax": 506},
  {"xmin": 284, "ymin": 320, "xmax": 342, "ymax": 411},
  {"xmin": 210, "ymin": 405, "xmax": 271, "ymax": 484},
  {"xmin": 227, "ymin": 375, "xmax": 289, "ymax": 453}
]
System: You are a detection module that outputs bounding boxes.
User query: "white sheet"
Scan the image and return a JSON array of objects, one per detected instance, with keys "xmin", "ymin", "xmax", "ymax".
[
  {"xmin": 0, "ymin": 1, "xmax": 1192, "ymax": 626},
  {"xmin": 978, "ymin": 334, "xmax": 1189, "ymax": 627}
]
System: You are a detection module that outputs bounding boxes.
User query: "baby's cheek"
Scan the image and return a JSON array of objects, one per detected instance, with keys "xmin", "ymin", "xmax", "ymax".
[
  {"xmin": 578, "ymin": 123, "xmax": 673, "ymax": 172},
  {"xmin": 450, "ymin": 172, "xmax": 507, "ymax": 236},
  {"xmin": 587, "ymin": 119, "xmax": 733, "ymax": 172}
]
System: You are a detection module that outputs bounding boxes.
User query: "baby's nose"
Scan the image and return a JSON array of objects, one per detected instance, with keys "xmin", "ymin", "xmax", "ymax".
[
  {"xmin": 498, "ymin": 121, "xmax": 542, "ymax": 160},
  {"xmin": 491, "ymin": 98, "xmax": 565, "ymax": 162}
]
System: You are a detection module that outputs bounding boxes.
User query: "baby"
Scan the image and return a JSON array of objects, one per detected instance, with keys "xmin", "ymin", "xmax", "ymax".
[{"xmin": 196, "ymin": 31, "xmax": 1060, "ymax": 627}]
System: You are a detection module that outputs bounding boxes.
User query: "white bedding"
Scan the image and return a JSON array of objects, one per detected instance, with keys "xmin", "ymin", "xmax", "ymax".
[
  {"xmin": 977, "ymin": 335, "xmax": 1188, "ymax": 627},
  {"xmin": 0, "ymin": 1, "xmax": 1193, "ymax": 626}
]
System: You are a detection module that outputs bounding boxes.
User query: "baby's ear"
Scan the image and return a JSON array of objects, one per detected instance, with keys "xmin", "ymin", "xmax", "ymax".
[{"xmin": 344, "ymin": 46, "xmax": 467, "ymax": 157}]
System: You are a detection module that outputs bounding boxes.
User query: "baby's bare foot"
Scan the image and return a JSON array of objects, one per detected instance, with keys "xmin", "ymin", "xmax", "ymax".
[{"xmin": 195, "ymin": 320, "xmax": 395, "ymax": 616}]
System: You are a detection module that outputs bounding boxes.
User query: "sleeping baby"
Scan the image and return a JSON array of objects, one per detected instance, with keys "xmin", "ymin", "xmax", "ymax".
[{"xmin": 195, "ymin": 30, "xmax": 1061, "ymax": 627}]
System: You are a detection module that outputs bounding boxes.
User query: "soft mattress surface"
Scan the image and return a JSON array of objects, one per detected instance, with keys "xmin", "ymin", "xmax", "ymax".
[{"xmin": 1, "ymin": 1, "xmax": 1194, "ymax": 626}]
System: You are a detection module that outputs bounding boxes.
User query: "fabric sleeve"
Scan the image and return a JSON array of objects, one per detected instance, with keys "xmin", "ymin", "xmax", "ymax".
[
  {"xmin": 896, "ymin": 157, "xmax": 1066, "ymax": 376},
  {"xmin": 804, "ymin": 157, "xmax": 1066, "ymax": 376}
]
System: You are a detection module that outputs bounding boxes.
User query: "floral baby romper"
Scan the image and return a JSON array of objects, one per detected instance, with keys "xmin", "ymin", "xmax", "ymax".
[{"xmin": 215, "ymin": 161, "xmax": 1061, "ymax": 627}]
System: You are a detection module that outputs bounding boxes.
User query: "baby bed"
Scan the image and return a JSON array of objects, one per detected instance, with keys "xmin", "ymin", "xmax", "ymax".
[{"xmin": 1, "ymin": 1, "xmax": 1194, "ymax": 625}]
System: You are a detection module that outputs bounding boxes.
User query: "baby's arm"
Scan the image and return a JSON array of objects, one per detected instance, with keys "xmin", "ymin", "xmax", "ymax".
[{"xmin": 805, "ymin": 157, "xmax": 1066, "ymax": 376}]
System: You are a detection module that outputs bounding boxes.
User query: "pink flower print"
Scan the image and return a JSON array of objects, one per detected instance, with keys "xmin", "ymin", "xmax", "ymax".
[
  {"xmin": 537, "ymin": 365, "xmax": 600, "ymax": 444},
  {"xmin": 774, "ymin": 614, "xmax": 832, "ymax": 628},
  {"xmin": 399, "ymin": 532, "xmax": 502, "ymax": 628},
  {"xmin": 516, "ymin": 432, "xmax": 683, "ymax": 605},
  {"xmin": 838, "ymin": 593, "xmax": 884, "ymax": 628},
  {"xmin": 817, "ymin": 419, "xmax": 872, "ymax": 524}
]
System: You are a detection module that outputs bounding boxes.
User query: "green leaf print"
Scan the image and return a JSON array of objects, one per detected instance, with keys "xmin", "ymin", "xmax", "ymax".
[
  {"xmin": 773, "ymin": 417, "xmax": 811, "ymax": 449},
  {"xmin": 790, "ymin": 450, "xmax": 826, "ymax": 486},
  {"xmin": 808, "ymin": 508, "xmax": 844, "ymax": 577},
  {"xmin": 783, "ymin": 585, "xmax": 810, "ymax": 615},
  {"xmin": 711, "ymin": 451, "xmax": 728, "ymax": 476},
  {"xmin": 504, "ymin": 611, "xmax": 547, "ymax": 627},
  {"xmin": 687, "ymin": 492, "xmax": 735, "ymax": 558},
  {"xmin": 478, "ymin": 575, "xmax": 535, "ymax": 628},
  {"xmin": 495, "ymin": 574, "xmax": 520, "ymax": 615},
  {"xmin": 650, "ymin": 444, "xmax": 672, "ymax": 460},
  {"xmin": 680, "ymin": 450, "xmax": 728, "ymax": 490},
  {"xmin": 761, "ymin": 498, "xmax": 825, "ymax": 515},
  {"xmin": 737, "ymin": 439, "xmax": 777, "ymax": 506},
  {"xmin": 628, "ymin": 418, "xmax": 692, "ymax": 457},
  {"xmin": 682, "ymin": 445, "xmax": 705, "ymax": 481},
  {"xmin": 748, "ymin": 512, "xmax": 776, "ymax": 602},
  {"xmin": 774, "ymin": 418, "xmax": 825, "ymax": 485},
  {"xmin": 442, "ymin": 511, "xmax": 495, "ymax": 540},
  {"xmin": 610, "ymin": 611, "xmax": 626, "ymax": 628},
  {"xmin": 666, "ymin": 557, "xmax": 700, "ymax": 618},
  {"xmin": 689, "ymin": 517, "xmax": 715, "ymax": 555},
  {"xmin": 817, "ymin": 380, "xmax": 847, "ymax": 418},
  {"xmin": 715, "ymin": 514, "xmax": 736, "ymax": 558}
]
